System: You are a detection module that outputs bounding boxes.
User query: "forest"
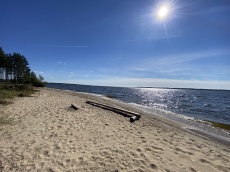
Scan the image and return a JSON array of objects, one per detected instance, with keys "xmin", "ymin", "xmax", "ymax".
[{"xmin": 0, "ymin": 47, "xmax": 45, "ymax": 87}]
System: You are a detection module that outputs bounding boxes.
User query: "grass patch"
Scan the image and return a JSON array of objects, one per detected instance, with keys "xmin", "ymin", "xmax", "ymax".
[
  {"xmin": 0, "ymin": 89, "xmax": 22, "ymax": 99},
  {"xmin": 0, "ymin": 83, "xmax": 36, "ymax": 101}
]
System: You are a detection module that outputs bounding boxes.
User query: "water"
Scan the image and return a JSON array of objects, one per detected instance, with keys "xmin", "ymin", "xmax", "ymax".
[{"xmin": 46, "ymin": 83, "xmax": 230, "ymax": 139}]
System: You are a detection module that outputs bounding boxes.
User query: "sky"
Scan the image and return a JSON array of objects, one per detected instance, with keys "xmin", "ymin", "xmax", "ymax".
[{"xmin": 0, "ymin": 0, "xmax": 230, "ymax": 89}]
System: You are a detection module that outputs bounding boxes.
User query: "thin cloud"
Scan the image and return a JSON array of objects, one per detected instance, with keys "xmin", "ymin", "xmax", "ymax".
[
  {"xmin": 68, "ymin": 72, "xmax": 75, "ymax": 78},
  {"xmin": 133, "ymin": 68, "xmax": 148, "ymax": 71},
  {"xmin": 132, "ymin": 48, "xmax": 230, "ymax": 70},
  {"xmin": 34, "ymin": 71, "xmax": 44, "ymax": 74},
  {"xmin": 122, "ymin": 48, "xmax": 230, "ymax": 80},
  {"xmin": 57, "ymin": 62, "xmax": 67, "ymax": 65},
  {"xmin": 155, "ymin": 48, "xmax": 230, "ymax": 65}
]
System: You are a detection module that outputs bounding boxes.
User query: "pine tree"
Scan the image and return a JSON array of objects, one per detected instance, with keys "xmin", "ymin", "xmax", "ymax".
[
  {"xmin": 11, "ymin": 53, "xmax": 30, "ymax": 84},
  {"xmin": 0, "ymin": 47, "xmax": 7, "ymax": 80},
  {"xmin": 0, "ymin": 47, "xmax": 45, "ymax": 86}
]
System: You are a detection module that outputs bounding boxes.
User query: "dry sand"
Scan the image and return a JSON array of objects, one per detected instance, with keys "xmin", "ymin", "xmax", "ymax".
[{"xmin": 0, "ymin": 88, "xmax": 230, "ymax": 172}]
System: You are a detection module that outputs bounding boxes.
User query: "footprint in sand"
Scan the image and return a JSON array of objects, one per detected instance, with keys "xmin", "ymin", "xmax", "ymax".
[
  {"xmin": 168, "ymin": 159, "xmax": 173, "ymax": 163},
  {"xmin": 144, "ymin": 147, "xmax": 152, "ymax": 152},
  {"xmin": 199, "ymin": 159, "xmax": 212, "ymax": 165},
  {"xmin": 189, "ymin": 167, "xmax": 197, "ymax": 172},
  {"xmin": 136, "ymin": 148, "xmax": 142, "ymax": 152},
  {"xmin": 141, "ymin": 140, "xmax": 147, "ymax": 143},
  {"xmin": 215, "ymin": 164, "xmax": 230, "ymax": 172},
  {"xmin": 139, "ymin": 153, "xmax": 147, "ymax": 159},
  {"xmin": 156, "ymin": 137, "xmax": 161, "ymax": 141},
  {"xmin": 175, "ymin": 147, "xmax": 185, "ymax": 153},
  {"xmin": 135, "ymin": 167, "xmax": 145, "ymax": 172},
  {"xmin": 43, "ymin": 150, "xmax": 51, "ymax": 157},
  {"xmin": 139, "ymin": 160, "xmax": 147, "ymax": 166},
  {"xmin": 65, "ymin": 158, "xmax": 71, "ymax": 164},
  {"xmin": 151, "ymin": 145, "xmax": 163, "ymax": 151},
  {"xmin": 149, "ymin": 163, "xmax": 158, "ymax": 169},
  {"xmin": 129, "ymin": 151, "xmax": 139, "ymax": 158},
  {"xmin": 140, "ymin": 136, "xmax": 145, "ymax": 140}
]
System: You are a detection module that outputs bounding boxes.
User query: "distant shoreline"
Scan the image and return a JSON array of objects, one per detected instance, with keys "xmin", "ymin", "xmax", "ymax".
[{"xmin": 47, "ymin": 82, "xmax": 230, "ymax": 91}]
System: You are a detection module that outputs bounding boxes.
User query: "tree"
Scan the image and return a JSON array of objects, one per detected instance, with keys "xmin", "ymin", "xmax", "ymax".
[
  {"xmin": 0, "ymin": 47, "xmax": 7, "ymax": 80},
  {"xmin": 0, "ymin": 46, "xmax": 45, "ymax": 86},
  {"xmin": 4, "ymin": 53, "xmax": 13, "ymax": 82},
  {"xmin": 11, "ymin": 53, "xmax": 30, "ymax": 84},
  {"xmin": 30, "ymin": 71, "xmax": 37, "ymax": 83},
  {"xmin": 23, "ymin": 68, "xmax": 31, "ymax": 84},
  {"xmin": 38, "ymin": 75, "xmax": 44, "ymax": 82},
  {"xmin": 30, "ymin": 72, "xmax": 45, "ymax": 87}
]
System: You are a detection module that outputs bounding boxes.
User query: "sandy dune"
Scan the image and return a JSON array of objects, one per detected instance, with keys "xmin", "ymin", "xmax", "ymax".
[{"xmin": 0, "ymin": 88, "xmax": 229, "ymax": 172}]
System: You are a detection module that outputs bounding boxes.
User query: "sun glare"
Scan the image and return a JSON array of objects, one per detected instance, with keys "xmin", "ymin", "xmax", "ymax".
[
  {"xmin": 152, "ymin": 0, "xmax": 177, "ymax": 22},
  {"xmin": 158, "ymin": 6, "xmax": 168, "ymax": 18}
]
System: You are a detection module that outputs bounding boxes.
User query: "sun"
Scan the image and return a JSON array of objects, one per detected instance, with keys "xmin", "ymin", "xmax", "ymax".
[
  {"xmin": 151, "ymin": 0, "xmax": 178, "ymax": 24},
  {"xmin": 158, "ymin": 6, "xmax": 169, "ymax": 19}
]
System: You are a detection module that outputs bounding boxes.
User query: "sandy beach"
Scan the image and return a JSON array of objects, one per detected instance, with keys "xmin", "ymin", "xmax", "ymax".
[{"xmin": 0, "ymin": 88, "xmax": 229, "ymax": 172}]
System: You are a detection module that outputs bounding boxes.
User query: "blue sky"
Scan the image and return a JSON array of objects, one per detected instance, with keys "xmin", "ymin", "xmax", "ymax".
[{"xmin": 1, "ymin": 0, "xmax": 230, "ymax": 89}]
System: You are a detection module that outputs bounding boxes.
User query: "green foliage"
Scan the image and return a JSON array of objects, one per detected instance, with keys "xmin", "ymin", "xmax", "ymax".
[
  {"xmin": 38, "ymin": 75, "xmax": 44, "ymax": 82},
  {"xmin": 0, "ymin": 47, "xmax": 46, "ymax": 87},
  {"xmin": 30, "ymin": 72, "xmax": 45, "ymax": 87},
  {"xmin": 31, "ymin": 79, "xmax": 46, "ymax": 87},
  {"xmin": 0, "ymin": 47, "xmax": 7, "ymax": 79},
  {"xmin": 2, "ymin": 84, "xmax": 34, "ymax": 91},
  {"xmin": 0, "ymin": 83, "xmax": 35, "ymax": 100},
  {"xmin": 0, "ymin": 89, "xmax": 21, "ymax": 99},
  {"xmin": 11, "ymin": 52, "xmax": 30, "ymax": 84}
]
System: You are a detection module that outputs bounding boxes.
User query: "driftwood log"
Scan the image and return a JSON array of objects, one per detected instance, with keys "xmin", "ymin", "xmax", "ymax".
[
  {"xmin": 70, "ymin": 104, "xmax": 78, "ymax": 110},
  {"xmin": 86, "ymin": 101, "xmax": 141, "ymax": 123}
]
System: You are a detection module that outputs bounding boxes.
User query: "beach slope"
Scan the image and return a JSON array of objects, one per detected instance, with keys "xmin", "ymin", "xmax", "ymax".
[{"xmin": 0, "ymin": 88, "xmax": 229, "ymax": 171}]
